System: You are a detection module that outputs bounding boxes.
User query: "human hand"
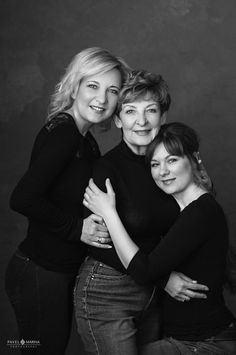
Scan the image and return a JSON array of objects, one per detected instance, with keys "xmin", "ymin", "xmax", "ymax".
[
  {"xmin": 83, "ymin": 178, "xmax": 116, "ymax": 218},
  {"xmin": 165, "ymin": 271, "xmax": 209, "ymax": 302},
  {"xmin": 81, "ymin": 214, "xmax": 112, "ymax": 249}
]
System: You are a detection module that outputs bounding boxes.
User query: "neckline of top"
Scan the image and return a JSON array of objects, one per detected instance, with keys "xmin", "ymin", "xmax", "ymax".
[{"xmin": 118, "ymin": 140, "xmax": 147, "ymax": 164}]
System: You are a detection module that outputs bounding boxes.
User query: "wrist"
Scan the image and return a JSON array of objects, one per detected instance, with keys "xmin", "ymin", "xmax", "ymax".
[{"xmin": 103, "ymin": 208, "xmax": 117, "ymax": 223}]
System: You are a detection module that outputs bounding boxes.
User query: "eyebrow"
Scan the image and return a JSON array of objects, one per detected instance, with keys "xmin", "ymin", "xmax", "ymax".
[
  {"xmin": 151, "ymin": 154, "xmax": 172, "ymax": 162},
  {"xmin": 86, "ymin": 80, "xmax": 120, "ymax": 89},
  {"xmin": 123, "ymin": 102, "xmax": 158, "ymax": 108}
]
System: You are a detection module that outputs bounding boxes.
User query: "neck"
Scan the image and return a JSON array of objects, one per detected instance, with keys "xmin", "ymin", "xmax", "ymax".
[
  {"xmin": 173, "ymin": 184, "xmax": 207, "ymax": 211},
  {"xmin": 66, "ymin": 108, "xmax": 92, "ymax": 136},
  {"xmin": 123, "ymin": 138, "xmax": 147, "ymax": 156}
]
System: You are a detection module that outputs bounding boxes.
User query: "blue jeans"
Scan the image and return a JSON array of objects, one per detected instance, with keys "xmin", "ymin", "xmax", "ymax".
[
  {"xmin": 140, "ymin": 322, "xmax": 236, "ymax": 355},
  {"xmin": 74, "ymin": 257, "xmax": 161, "ymax": 355},
  {"xmin": 5, "ymin": 249, "xmax": 77, "ymax": 355}
]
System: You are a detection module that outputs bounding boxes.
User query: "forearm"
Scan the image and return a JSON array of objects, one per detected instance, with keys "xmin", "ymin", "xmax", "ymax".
[{"xmin": 103, "ymin": 209, "xmax": 139, "ymax": 268}]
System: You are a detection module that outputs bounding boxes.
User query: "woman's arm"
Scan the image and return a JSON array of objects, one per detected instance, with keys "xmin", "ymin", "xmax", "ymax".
[
  {"xmin": 84, "ymin": 178, "xmax": 210, "ymax": 293},
  {"xmin": 84, "ymin": 178, "xmax": 139, "ymax": 266},
  {"xmin": 10, "ymin": 121, "xmax": 90, "ymax": 242}
]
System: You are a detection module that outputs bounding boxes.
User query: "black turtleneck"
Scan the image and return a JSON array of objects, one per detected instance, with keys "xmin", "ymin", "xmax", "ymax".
[
  {"xmin": 10, "ymin": 113, "xmax": 100, "ymax": 273},
  {"xmin": 88, "ymin": 140, "xmax": 180, "ymax": 273}
]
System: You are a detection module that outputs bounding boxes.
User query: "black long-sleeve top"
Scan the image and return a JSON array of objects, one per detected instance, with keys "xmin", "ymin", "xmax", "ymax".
[
  {"xmin": 10, "ymin": 113, "xmax": 100, "ymax": 273},
  {"xmin": 88, "ymin": 140, "xmax": 180, "ymax": 273},
  {"xmin": 128, "ymin": 193, "xmax": 234, "ymax": 340}
]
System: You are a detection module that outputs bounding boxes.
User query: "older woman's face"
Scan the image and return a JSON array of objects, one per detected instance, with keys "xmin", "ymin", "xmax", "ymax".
[
  {"xmin": 115, "ymin": 93, "xmax": 166, "ymax": 155},
  {"xmin": 150, "ymin": 143, "xmax": 194, "ymax": 197}
]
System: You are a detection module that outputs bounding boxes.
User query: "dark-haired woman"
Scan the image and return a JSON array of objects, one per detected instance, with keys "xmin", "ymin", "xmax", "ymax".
[{"xmin": 84, "ymin": 122, "xmax": 236, "ymax": 354}]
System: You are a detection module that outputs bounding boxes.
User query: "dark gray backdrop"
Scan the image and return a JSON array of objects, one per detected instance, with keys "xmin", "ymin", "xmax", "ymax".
[{"xmin": 1, "ymin": 0, "xmax": 236, "ymax": 354}]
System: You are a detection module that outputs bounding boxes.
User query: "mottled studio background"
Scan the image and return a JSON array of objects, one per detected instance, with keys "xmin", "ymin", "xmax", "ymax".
[{"xmin": 1, "ymin": 0, "xmax": 236, "ymax": 354}]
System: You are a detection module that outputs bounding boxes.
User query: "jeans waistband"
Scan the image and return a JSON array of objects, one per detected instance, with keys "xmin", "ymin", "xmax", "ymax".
[
  {"xmin": 206, "ymin": 322, "xmax": 236, "ymax": 341},
  {"xmin": 15, "ymin": 249, "xmax": 30, "ymax": 262}
]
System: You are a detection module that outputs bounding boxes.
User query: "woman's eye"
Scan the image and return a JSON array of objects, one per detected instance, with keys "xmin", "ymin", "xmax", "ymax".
[
  {"xmin": 168, "ymin": 158, "xmax": 177, "ymax": 164},
  {"xmin": 109, "ymin": 88, "xmax": 119, "ymax": 95},
  {"xmin": 125, "ymin": 109, "xmax": 135, "ymax": 114},
  {"xmin": 147, "ymin": 108, "xmax": 157, "ymax": 113},
  {"xmin": 151, "ymin": 163, "xmax": 159, "ymax": 168},
  {"xmin": 88, "ymin": 84, "xmax": 98, "ymax": 89}
]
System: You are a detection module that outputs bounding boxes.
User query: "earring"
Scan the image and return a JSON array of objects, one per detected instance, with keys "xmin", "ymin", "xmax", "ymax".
[{"xmin": 193, "ymin": 151, "xmax": 202, "ymax": 164}]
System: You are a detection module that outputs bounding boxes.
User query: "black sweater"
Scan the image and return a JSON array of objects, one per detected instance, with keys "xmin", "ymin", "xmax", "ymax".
[
  {"xmin": 128, "ymin": 193, "xmax": 234, "ymax": 340},
  {"xmin": 89, "ymin": 140, "xmax": 179, "ymax": 273},
  {"xmin": 10, "ymin": 113, "xmax": 100, "ymax": 273}
]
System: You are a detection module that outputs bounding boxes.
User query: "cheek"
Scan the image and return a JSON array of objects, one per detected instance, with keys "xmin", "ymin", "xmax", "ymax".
[
  {"xmin": 120, "ymin": 119, "xmax": 133, "ymax": 131},
  {"xmin": 150, "ymin": 116, "xmax": 162, "ymax": 128},
  {"xmin": 151, "ymin": 169, "xmax": 159, "ymax": 182},
  {"xmin": 76, "ymin": 91, "xmax": 90, "ymax": 105}
]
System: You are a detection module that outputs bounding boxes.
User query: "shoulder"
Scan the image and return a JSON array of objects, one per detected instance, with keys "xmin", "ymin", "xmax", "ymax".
[
  {"xmin": 31, "ymin": 113, "xmax": 81, "ymax": 158},
  {"xmin": 41, "ymin": 112, "xmax": 81, "ymax": 146},
  {"xmin": 193, "ymin": 194, "xmax": 225, "ymax": 216},
  {"xmin": 45, "ymin": 112, "xmax": 76, "ymax": 132},
  {"xmin": 184, "ymin": 194, "xmax": 227, "ymax": 228}
]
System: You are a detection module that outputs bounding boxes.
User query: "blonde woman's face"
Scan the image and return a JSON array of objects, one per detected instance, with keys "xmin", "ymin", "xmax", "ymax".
[{"xmin": 70, "ymin": 68, "xmax": 122, "ymax": 132}]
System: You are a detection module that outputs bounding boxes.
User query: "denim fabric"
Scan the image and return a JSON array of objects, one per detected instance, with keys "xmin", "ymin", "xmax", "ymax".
[
  {"xmin": 140, "ymin": 323, "xmax": 236, "ymax": 355},
  {"xmin": 74, "ymin": 257, "xmax": 161, "ymax": 355},
  {"xmin": 5, "ymin": 249, "xmax": 77, "ymax": 355}
]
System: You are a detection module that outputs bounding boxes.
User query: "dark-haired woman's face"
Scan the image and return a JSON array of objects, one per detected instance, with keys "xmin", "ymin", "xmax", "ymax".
[{"xmin": 150, "ymin": 142, "xmax": 194, "ymax": 197}]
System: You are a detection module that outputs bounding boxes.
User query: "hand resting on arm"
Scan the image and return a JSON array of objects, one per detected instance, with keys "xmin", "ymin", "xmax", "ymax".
[{"xmin": 83, "ymin": 178, "xmax": 209, "ymax": 302}]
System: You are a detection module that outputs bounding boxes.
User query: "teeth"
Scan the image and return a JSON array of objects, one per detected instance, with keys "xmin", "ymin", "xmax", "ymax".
[
  {"xmin": 162, "ymin": 180, "xmax": 174, "ymax": 185},
  {"xmin": 91, "ymin": 106, "xmax": 105, "ymax": 112},
  {"xmin": 135, "ymin": 131, "xmax": 150, "ymax": 135}
]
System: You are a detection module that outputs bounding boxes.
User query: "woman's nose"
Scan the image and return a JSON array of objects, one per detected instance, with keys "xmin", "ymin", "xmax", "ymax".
[
  {"xmin": 159, "ymin": 163, "xmax": 169, "ymax": 176},
  {"xmin": 95, "ymin": 90, "xmax": 107, "ymax": 104},
  {"xmin": 136, "ymin": 112, "xmax": 147, "ymax": 126}
]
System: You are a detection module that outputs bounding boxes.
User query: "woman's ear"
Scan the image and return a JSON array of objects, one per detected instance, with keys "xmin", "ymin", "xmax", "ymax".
[
  {"xmin": 71, "ymin": 85, "xmax": 79, "ymax": 100},
  {"xmin": 114, "ymin": 115, "xmax": 123, "ymax": 128},
  {"xmin": 161, "ymin": 112, "xmax": 167, "ymax": 125}
]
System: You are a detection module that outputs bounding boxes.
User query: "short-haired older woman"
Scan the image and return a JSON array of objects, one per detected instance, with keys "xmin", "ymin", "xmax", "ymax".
[
  {"xmin": 75, "ymin": 71, "xmax": 209, "ymax": 355},
  {"xmin": 84, "ymin": 122, "xmax": 236, "ymax": 355},
  {"xmin": 5, "ymin": 47, "xmax": 130, "ymax": 355}
]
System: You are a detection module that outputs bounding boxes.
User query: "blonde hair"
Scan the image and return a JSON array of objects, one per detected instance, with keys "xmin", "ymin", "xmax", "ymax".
[{"xmin": 47, "ymin": 47, "xmax": 130, "ymax": 121}]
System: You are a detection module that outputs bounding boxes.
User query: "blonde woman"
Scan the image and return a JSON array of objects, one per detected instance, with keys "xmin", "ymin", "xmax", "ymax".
[{"xmin": 5, "ymin": 47, "xmax": 130, "ymax": 355}]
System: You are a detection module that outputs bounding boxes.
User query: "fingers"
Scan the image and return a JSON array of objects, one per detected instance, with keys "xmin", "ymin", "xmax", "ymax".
[
  {"xmin": 90, "ymin": 214, "xmax": 103, "ymax": 224},
  {"xmin": 182, "ymin": 290, "xmax": 207, "ymax": 299},
  {"xmin": 81, "ymin": 234, "xmax": 112, "ymax": 249},
  {"xmin": 185, "ymin": 283, "xmax": 209, "ymax": 291},
  {"xmin": 90, "ymin": 242, "xmax": 112, "ymax": 249},
  {"xmin": 175, "ymin": 295, "xmax": 191, "ymax": 302},
  {"xmin": 105, "ymin": 178, "xmax": 115, "ymax": 195},
  {"xmin": 96, "ymin": 236, "xmax": 111, "ymax": 244},
  {"xmin": 177, "ymin": 273, "xmax": 197, "ymax": 283},
  {"xmin": 89, "ymin": 235, "xmax": 112, "ymax": 249},
  {"xmin": 88, "ymin": 178, "xmax": 101, "ymax": 193},
  {"xmin": 96, "ymin": 231, "xmax": 110, "ymax": 239}
]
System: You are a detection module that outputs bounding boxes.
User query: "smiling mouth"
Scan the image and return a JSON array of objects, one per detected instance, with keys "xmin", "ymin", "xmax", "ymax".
[
  {"xmin": 90, "ymin": 105, "xmax": 105, "ymax": 112},
  {"xmin": 134, "ymin": 130, "xmax": 151, "ymax": 136},
  {"xmin": 161, "ymin": 178, "xmax": 176, "ymax": 185}
]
